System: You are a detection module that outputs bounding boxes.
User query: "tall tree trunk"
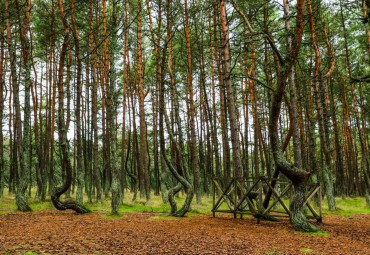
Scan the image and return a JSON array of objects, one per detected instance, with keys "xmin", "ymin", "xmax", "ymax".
[
  {"xmin": 8, "ymin": 86, "xmax": 14, "ymax": 194},
  {"xmin": 330, "ymin": 76, "xmax": 344, "ymax": 196},
  {"xmin": 233, "ymin": 0, "xmax": 317, "ymax": 232},
  {"xmin": 7, "ymin": 0, "xmax": 32, "ymax": 212},
  {"xmin": 89, "ymin": 0, "xmax": 101, "ymax": 203},
  {"xmin": 248, "ymin": 48, "xmax": 259, "ymax": 178},
  {"xmin": 0, "ymin": 25, "xmax": 4, "ymax": 197},
  {"xmin": 146, "ymin": 0, "xmax": 161, "ymax": 197},
  {"xmin": 160, "ymin": 0, "xmax": 194, "ymax": 216},
  {"xmin": 135, "ymin": 0, "xmax": 150, "ymax": 201},
  {"xmin": 71, "ymin": 0, "xmax": 84, "ymax": 204},
  {"xmin": 213, "ymin": 6, "xmax": 230, "ymax": 178},
  {"xmin": 109, "ymin": 0, "xmax": 120, "ymax": 215},
  {"xmin": 220, "ymin": 0, "xmax": 242, "ymax": 179},
  {"xmin": 208, "ymin": 13, "xmax": 221, "ymax": 178},
  {"xmin": 340, "ymin": 0, "xmax": 367, "ymax": 197},
  {"xmin": 101, "ymin": 0, "xmax": 110, "ymax": 199},
  {"xmin": 120, "ymin": 0, "xmax": 129, "ymax": 200},
  {"xmin": 307, "ymin": 0, "xmax": 336, "ymax": 210},
  {"xmin": 51, "ymin": 0, "xmax": 89, "ymax": 214},
  {"xmin": 47, "ymin": 2, "xmax": 55, "ymax": 195},
  {"xmin": 284, "ymin": 0, "xmax": 302, "ymax": 169},
  {"xmin": 184, "ymin": 0, "xmax": 201, "ymax": 204}
]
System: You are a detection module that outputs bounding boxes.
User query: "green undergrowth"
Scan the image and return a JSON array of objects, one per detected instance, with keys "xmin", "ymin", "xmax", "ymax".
[
  {"xmin": 0, "ymin": 189, "xmax": 369, "ymax": 217},
  {"xmin": 263, "ymin": 247, "xmax": 281, "ymax": 255},
  {"xmin": 28, "ymin": 199, "xmax": 54, "ymax": 211},
  {"xmin": 100, "ymin": 213, "xmax": 125, "ymax": 219},
  {"xmin": 149, "ymin": 213, "xmax": 190, "ymax": 220},
  {"xmin": 85, "ymin": 193, "xmax": 212, "ymax": 215},
  {"xmin": 302, "ymin": 230, "xmax": 328, "ymax": 237},
  {"xmin": 299, "ymin": 248, "xmax": 314, "ymax": 253},
  {"xmin": 322, "ymin": 197, "xmax": 370, "ymax": 216}
]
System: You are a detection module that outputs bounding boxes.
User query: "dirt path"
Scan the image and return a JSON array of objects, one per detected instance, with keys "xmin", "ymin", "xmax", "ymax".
[{"xmin": 0, "ymin": 210, "xmax": 369, "ymax": 254}]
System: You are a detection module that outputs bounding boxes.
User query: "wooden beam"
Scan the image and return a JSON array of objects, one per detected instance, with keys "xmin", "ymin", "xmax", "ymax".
[
  {"xmin": 262, "ymin": 183, "xmax": 292, "ymax": 215},
  {"xmin": 263, "ymin": 179, "xmax": 291, "ymax": 215}
]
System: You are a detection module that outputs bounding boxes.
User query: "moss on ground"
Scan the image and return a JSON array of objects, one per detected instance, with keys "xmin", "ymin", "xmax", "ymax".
[
  {"xmin": 322, "ymin": 197, "xmax": 370, "ymax": 215},
  {"xmin": 100, "ymin": 213, "xmax": 125, "ymax": 219},
  {"xmin": 299, "ymin": 248, "xmax": 313, "ymax": 253}
]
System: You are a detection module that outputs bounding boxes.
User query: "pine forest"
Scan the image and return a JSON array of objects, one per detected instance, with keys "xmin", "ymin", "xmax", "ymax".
[{"xmin": 0, "ymin": 0, "xmax": 369, "ymax": 254}]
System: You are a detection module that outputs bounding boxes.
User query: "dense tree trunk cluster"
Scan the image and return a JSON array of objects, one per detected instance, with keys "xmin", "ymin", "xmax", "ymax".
[{"xmin": 0, "ymin": 0, "xmax": 368, "ymax": 231}]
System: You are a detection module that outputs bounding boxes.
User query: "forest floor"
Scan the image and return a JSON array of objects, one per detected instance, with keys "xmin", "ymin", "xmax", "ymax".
[{"xmin": 0, "ymin": 194, "xmax": 369, "ymax": 254}]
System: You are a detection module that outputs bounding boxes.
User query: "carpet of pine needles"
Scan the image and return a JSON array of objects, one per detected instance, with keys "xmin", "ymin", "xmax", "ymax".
[{"xmin": 0, "ymin": 210, "xmax": 369, "ymax": 254}]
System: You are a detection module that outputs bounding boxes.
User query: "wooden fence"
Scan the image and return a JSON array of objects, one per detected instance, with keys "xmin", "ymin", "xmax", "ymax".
[{"xmin": 212, "ymin": 176, "xmax": 322, "ymax": 223}]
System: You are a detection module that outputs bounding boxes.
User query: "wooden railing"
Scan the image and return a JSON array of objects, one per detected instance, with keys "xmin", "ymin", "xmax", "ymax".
[{"xmin": 212, "ymin": 176, "xmax": 322, "ymax": 223}]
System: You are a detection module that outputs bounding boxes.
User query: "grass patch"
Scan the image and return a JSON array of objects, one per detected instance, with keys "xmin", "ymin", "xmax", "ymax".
[
  {"xmin": 1, "ymin": 188, "xmax": 369, "ymax": 217},
  {"xmin": 188, "ymin": 208, "xmax": 207, "ymax": 215},
  {"xmin": 322, "ymin": 197, "xmax": 370, "ymax": 216},
  {"xmin": 303, "ymin": 230, "xmax": 328, "ymax": 237},
  {"xmin": 300, "ymin": 248, "xmax": 313, "ymax": 253},
  {"xmin": 263, "ymin": 247, "xmax": 281, "ymax": 255},
  {"xmin": 0, "ymin": 200, "xmax": 17, "ymax": 213},
  {"xmin": 119, "ymin": 201, "xmax": 169, "ymax": 213},
  {"xmin": 100, "ymin": 213, "xmax": 124, "ymax": 219},
  {"xmin": 28, "ymin": 200, "xmax": 54, "ymax": 211}
]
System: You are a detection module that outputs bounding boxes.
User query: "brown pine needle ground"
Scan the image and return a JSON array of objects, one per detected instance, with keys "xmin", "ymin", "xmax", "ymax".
[{"xmin": 0, "ymin": 210, "xmax": 369, "ymax": 254}]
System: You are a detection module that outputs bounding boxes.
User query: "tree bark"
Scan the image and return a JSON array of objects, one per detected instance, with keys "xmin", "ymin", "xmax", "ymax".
[
  {"xmin": 135, "ymin": 0, "xmax": 150, "ymax": 201},
  {"xmin": 0, "ymin": 25, "xmax": 4, "ymax": 197},
  {"xmin": 184, "ymin": 0, "xmax": 201, "ymax": 204},
  {"xmin": 220, "ymin": 0, "xmax": 242, "ymax": 179},
  {"xmin": 233, "ymin": 0, "xmax": 318, "ymax": 232},
  {"xmin": 109, "ymin": 0, "xmax": 120, "ymax": 215},
  {"xmin": 284, "ymin": 0, "xmax": 302, "ymax": 169},
  {"xmin": 51, "ymin": 0, "xmax": 89, "ymax": 214}
]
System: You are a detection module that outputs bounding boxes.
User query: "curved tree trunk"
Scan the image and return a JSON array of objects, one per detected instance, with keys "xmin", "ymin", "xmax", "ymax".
[
  {"xmin": 232, "ymin": 0, "xmax": 317, "ymax": 232},
  {"xmin": 156, "ymin": 0, "xmax": 194, "ymax": 217},
  {"xmin": 51, "ymin": 0, "xmax": 89, "ymax": 214},
  {"xmin": 269, "ymin": 0, "xmax": 317, "ymax": 231}
]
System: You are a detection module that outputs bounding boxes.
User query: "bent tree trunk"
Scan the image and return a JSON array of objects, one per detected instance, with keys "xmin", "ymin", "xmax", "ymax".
[
  {"xmin": 267, "ymin": 0, "xmax": 317, "ymax": 230},
  {"xmin": 232, "ymin": 0, "xmax": 318, "ymax": 232},
  {"xmin": 158, "ymin": 0, "xmax": 193, "ymax": 217},
  {"xmin": 51, "ymin": 32, "xmax": 89, "ymax": 214},
  {"xmin": 159, "ymin": 106, "xmax": 194, "ymax": 217},
  {"xmin": 51, "ymin": 0, "xmax": 89, "ymax": 214}
]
